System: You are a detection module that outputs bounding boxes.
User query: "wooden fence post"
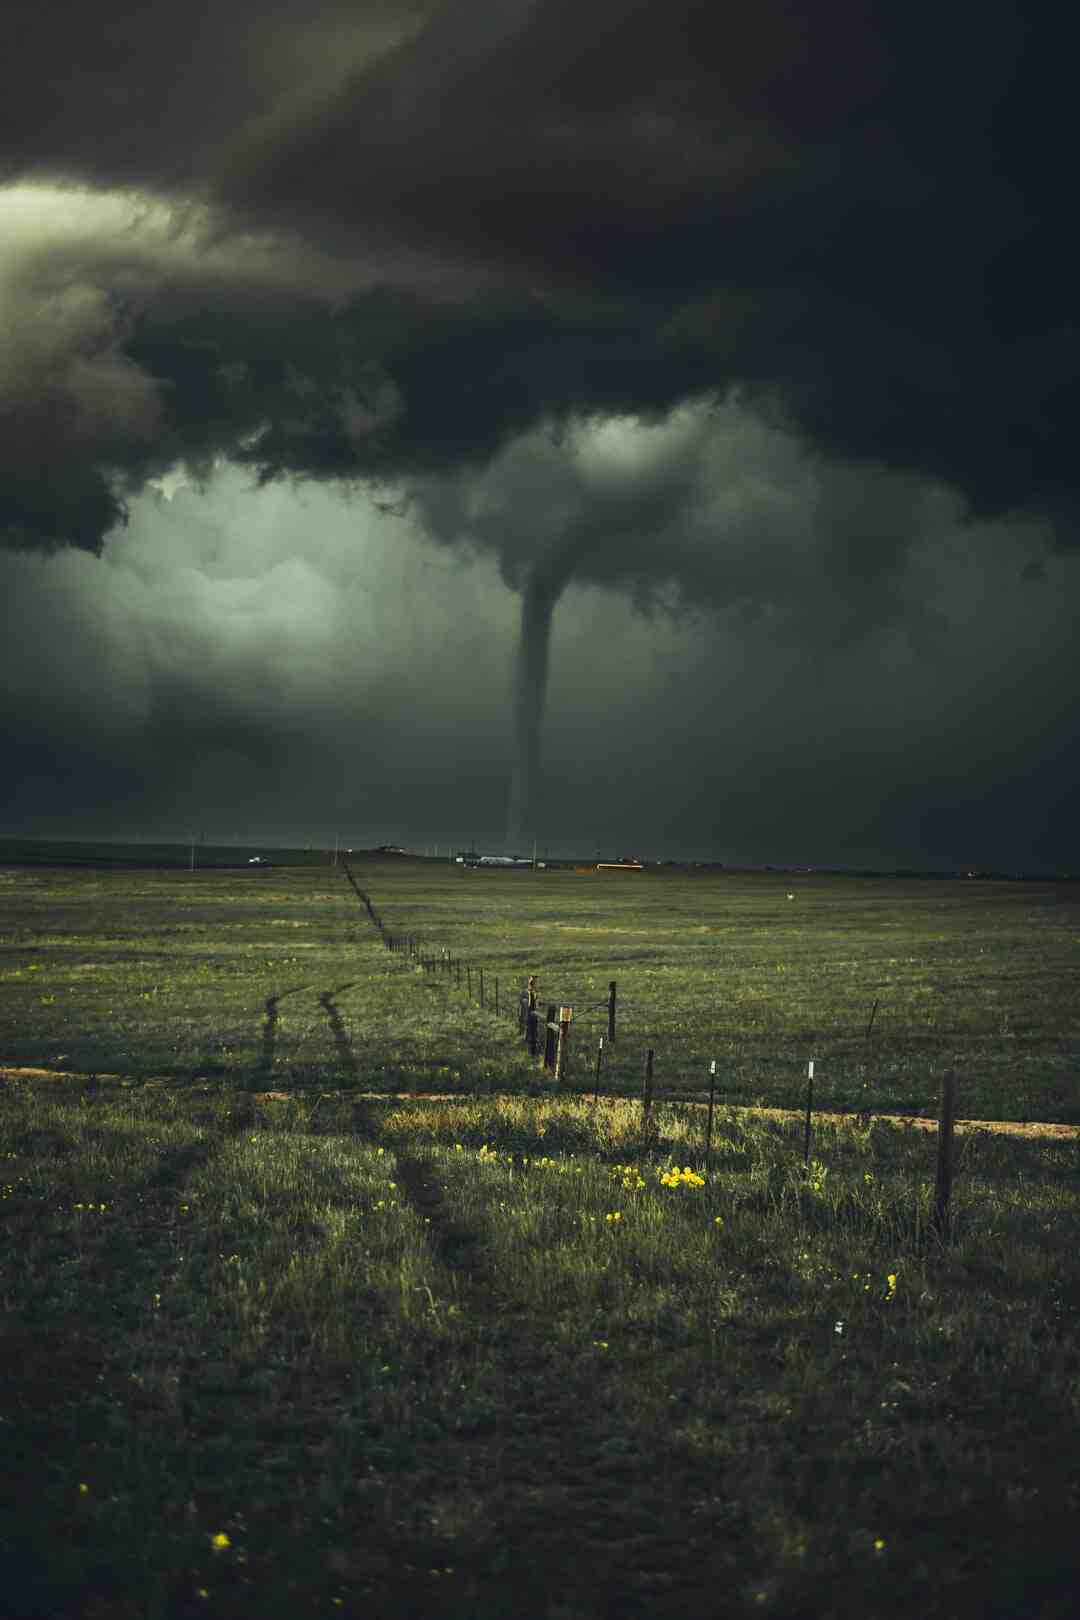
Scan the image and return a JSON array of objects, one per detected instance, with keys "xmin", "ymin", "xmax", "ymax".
[
  {"xmin": 642, "ymin": 1048, "xmax": 654, "ymax": 1126},
  {"xmin": 543, "ymin": 1004, "xmax": 557, "ymax": 1070},
  {"xmin": 556, "ymin": 1006, "xmax": 572, "ymax": 1082},
  {"xmin": 803, "ymin": 1060, "xmax": 814, "ymax": 1167},
  {"xmin": 608, "ymin": 981, "xmax": 617, "ymax": 1043},
  {"xmin": 931, "ymin": 1070, "xmax": 958, "ymax": 1245}
]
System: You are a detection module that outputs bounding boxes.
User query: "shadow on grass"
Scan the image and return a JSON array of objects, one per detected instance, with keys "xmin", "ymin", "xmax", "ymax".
[
  {"xmin": 257, "ymin": 984, "xmax": 311, "ymax": 1086},
  {"xmin": 317, "ymin": 983, "xmax": 360, "ymax": 1082}
]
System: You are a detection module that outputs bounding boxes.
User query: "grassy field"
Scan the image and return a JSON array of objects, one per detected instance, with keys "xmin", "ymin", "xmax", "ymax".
[
  {"xmin": 3, "ymin": 847, "xmax": 1075, "ymax": 1120},
  {"xmin": 1, "ymin": 847, "xmax": 1078, "ymax": 1618}
]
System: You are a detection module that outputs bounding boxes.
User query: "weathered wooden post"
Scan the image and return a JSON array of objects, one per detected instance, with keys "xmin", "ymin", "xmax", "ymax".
[
  {"xmin": 608, "ymin": 981, "xmax": 617, "ymax": 1044},
  {"xmin": 556, "ymin": 1006, "xmax": 572, "ymax": 1083},
  {"xmin": 642, "ymin": 1048, "xmax": 654, "ymax": 1126},
  {"xmin": 930, "ymin": 1070, "xmax": 957, "ymax": 1245},
  {"xmin": 525, "ymin": 975, "xmax": 539, "ymax": 1054},
  {"xmin": 543, "ymin": 1004, "xmax": 557, "ymax": 1070},
  {"xmin": 803, "ymin": 1059, "xmax": 815, "ymax": 1167}
]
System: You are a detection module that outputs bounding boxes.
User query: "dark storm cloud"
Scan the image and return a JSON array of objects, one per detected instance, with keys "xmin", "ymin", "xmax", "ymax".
[
  {"xmin": 2, "ymin": 1, "xmax": 1079, "ymax": 869},
  {"xmin": 2, "ymin": 0, "xmax": 1077, "ymax": 559}
]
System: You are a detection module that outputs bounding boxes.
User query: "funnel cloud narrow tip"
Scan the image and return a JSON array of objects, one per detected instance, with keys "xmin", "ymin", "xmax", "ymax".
[{"xmin": 505, "ymin": 548, "xmax": 576, "ymax": 853}]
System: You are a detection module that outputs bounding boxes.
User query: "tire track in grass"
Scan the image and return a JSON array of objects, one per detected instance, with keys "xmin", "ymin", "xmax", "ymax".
[{"xmin": 376, "ymin": 1138, "xmax": 750, "ymax": 1620}]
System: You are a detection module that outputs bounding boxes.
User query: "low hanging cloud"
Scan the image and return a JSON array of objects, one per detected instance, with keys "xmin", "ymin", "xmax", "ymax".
[{"xmin": 1, "ymin": 1, "xmax": 1077, "ymax": 556}]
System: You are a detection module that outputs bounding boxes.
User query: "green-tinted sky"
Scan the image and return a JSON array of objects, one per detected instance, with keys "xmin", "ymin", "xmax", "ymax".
[{"xmin": 2, "ymin": 4, "xmax": 1076, "ymax": 868}]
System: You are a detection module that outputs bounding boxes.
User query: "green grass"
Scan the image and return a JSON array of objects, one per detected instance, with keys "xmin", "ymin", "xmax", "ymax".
[
  {"xmin": 2, "ymin": 853, "xmax": 1078, "ymax": 1121},
  {"xmin": 1, "ymin": 850, "xmax": 1078, "ymax": 1618}
]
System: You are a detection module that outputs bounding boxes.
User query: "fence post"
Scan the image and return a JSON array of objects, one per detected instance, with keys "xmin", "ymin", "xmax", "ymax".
[
  {"xmin": 556, "ymin": 1007, "xmax": 572, "ymax": 1083},
  {"xmin": 930, "ymin": 1070, "xmax": 958, "ymax": 1245},
  {"xmin": 705, "ymin": 1058, "xmax": 717, "ymax": 1175},
  {"xmin": 642, "ymin": 1048, "xmax": 654, "ymax": 1126},
  {"xmin": 608, "ymin": 981, "xmax": 617, "ymax": 1044},
  {"xmin": 803, "ymin": 1059, "xmax": 814, "ymax": 1167},
  {"xmin": 594, "ymin": 1036, "xmax": 604, "ymax": 1102},
  {"xmin": 543, "ymin": 1004, "xmax": 557, "ymax": 1070}
]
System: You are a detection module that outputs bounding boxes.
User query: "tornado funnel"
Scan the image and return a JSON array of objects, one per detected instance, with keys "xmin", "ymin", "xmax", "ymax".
[{"xmin": 505, "ymin": 547, "xmax": 575, "ymax": 853}]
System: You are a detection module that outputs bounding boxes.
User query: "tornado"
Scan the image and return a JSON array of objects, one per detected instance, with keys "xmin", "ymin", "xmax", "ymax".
[{"xmin": 505, "ymin": 545, "xmax": 576, "ymax": 855}]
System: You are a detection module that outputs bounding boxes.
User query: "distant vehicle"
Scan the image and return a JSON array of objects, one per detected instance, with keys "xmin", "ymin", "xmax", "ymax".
[
  {"xmin": 462, "ymin": 853, "xmax": 535, "ymax": 867},
  {"xmin": 248, "ymin": 856, "xmax": 271, "ymax": 866}
]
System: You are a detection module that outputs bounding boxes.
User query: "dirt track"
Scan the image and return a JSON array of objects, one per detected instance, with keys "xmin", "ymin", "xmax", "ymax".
[{"xmin": 3, "ymin": 1064, "xmax": 1078, "ymax": 1141}]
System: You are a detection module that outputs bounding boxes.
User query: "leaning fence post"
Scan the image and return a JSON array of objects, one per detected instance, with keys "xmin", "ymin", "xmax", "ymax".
[
  {"xmin": 543, "ymin": 1004, "xmax": 557, "ymax": 1070},
  {"xmin": 930, "ymin": 1070, "xmax": 958, "ymax": 1245},
  {"xmin": 642, "ymin": 1048, "xmax": 654, "ymax": 1126},
  {"xmin": 803, "ymin": 1059, "xmax": 814, "ymax": 1167},
  {"xmin": 608, "ymin": 981, "xmax": 617, "ymax": 1043},
  {"xmin": 556, "ymin": 1006, "xmax": 572, "ymax": 1083},
  {"xmin": 705, "ymin": 1059, "xmax": 717, "ymax": 1175}
]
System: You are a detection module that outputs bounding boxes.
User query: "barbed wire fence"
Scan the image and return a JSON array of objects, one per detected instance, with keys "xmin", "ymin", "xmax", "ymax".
[{"xmin": 340, "ymin": 859, "xmax": 964, "ymax": 1245}]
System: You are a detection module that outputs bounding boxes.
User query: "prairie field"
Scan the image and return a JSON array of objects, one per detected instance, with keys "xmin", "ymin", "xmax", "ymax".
[{"xmin": 1, "ymin": 847, "xmax": 1078, "ymax": 1619}]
